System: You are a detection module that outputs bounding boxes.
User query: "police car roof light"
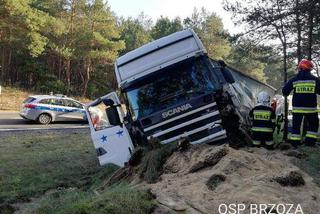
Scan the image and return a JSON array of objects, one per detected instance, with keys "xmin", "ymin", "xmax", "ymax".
[{"xmin": 55, "ymin": 94, "xmax": 66, "ymax": 98}]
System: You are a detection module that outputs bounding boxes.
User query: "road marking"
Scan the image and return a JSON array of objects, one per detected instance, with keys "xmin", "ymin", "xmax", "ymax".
[{"xmin": 0, "ymin": 126, "xmax": 89, "ymax": 132}]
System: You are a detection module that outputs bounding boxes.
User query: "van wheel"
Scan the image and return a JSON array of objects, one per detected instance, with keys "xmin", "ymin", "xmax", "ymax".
[{"xmin": 38, "ymin": 113, "xmax": 52, "ymax": 124}]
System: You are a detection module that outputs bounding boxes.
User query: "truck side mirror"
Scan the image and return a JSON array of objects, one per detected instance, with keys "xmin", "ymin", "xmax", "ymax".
[{"xmin": 106, "ymin": 106, "xmax": 121, "ymax": 126}]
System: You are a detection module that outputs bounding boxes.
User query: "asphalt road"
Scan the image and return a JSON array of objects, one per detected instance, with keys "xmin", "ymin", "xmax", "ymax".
[{"xmin": 0, "ymin": 111, "xmax": 89, "ymax": 132}]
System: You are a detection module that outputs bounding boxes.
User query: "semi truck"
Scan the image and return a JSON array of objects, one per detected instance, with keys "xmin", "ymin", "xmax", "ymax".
[{"xmin": 85, "ymin": 29, "xmax": 276, "ymax": 167}]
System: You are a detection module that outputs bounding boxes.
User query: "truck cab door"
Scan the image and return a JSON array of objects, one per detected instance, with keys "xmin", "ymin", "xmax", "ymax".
[{"xmin": 85, "ymin": 92, "xmax": 134, "ymax": 167}]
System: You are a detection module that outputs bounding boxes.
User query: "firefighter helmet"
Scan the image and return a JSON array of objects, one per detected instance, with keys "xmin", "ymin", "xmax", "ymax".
[
  {"xmin": 257, "ymin": 91, "xmax": 270, "ymax": 106},
  {"xmin": 298, "ymin": 59, "xmax": 313, "ymax": 71}
]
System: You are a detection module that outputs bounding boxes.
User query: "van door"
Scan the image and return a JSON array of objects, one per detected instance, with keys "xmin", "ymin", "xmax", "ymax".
[{"xmin": 85, "ymin": 92, "xmax": 134, "ymax": 167}]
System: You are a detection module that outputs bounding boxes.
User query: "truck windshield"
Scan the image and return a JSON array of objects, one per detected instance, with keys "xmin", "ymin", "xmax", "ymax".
[{"xmin": 125, "ymin": 57, "xmax": 219, "ymax": 119}]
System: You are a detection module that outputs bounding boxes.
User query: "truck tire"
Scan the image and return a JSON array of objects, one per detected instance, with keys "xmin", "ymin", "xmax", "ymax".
[{"xmin": 38, "ymin": 113, "xmax": 52, "ymax": 125}]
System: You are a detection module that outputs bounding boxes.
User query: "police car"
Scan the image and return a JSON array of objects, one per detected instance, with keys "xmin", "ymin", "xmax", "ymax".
[{"xmin": 20, "ymin": 95, "xmax": 87, "ymax": 124}]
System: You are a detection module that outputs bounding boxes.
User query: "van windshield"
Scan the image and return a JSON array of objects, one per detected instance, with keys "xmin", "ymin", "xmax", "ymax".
[{"xmin": 125, "ymin": 57, "xmax": 219, "ymax": 119}]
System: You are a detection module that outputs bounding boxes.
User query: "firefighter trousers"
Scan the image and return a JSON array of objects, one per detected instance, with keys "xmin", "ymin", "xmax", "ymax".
[
  {"xmin": 252, "ymin": 131, "xmax": 274, "ymax": 148},
  {"xmin": 290, "ymin": 112, "xmax": 319, "ymax": 146}
]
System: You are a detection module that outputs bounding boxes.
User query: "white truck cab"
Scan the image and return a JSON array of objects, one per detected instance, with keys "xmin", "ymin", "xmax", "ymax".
[{"xmin": 85, "ymin": 29, "xmax": 276, "ymax": 167}]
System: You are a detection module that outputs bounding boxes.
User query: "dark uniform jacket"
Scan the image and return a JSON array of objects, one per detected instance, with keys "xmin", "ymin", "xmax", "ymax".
[
  {"xmin": 249, "ymin": 105, "xmax": 276, "ymax": 133},
  {"xmin": 282, "ymin": 70, "xmax": 320, "ymax": 113}
]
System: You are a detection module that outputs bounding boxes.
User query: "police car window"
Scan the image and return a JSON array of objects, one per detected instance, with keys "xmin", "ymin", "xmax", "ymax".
[
  {"xmin": 72, "ymin": 101, "xmax": 83, "ymax": 108},
  {"xmin": 52, "ymin": 99, "xmax": 63, "ymax": 106},
  {"xmin": 63, "ymin": 99, "xmax": 82, "ymax": 108},
  {"xmin": 39, "ymin": 98, "xmax": 54, "ymax": 105},
  {"xmin": 39, "ymin": 99, "xmax": 50, "ymax": 104},
  {"xmin": 23, "ymin": 97, "xmax": 36, "ymax": 103},
  {"xmin": 88, "ymin": 103, "xmax": 112, "ymax": 131},
  {"xmin": 62, "ymin": 99, "xmax": 70, "ymax": 107}
]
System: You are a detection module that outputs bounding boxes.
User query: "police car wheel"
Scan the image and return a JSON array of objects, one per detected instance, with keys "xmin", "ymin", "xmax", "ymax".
[{"xmin": 38, "ymin": 113, "xmax": 52, "ymax": 125}]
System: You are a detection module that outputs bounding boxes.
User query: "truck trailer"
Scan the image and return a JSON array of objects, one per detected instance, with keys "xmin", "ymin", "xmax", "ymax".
[{"xmin": 85, "ymin": 29, "xmax": 276, "ymax": 167}]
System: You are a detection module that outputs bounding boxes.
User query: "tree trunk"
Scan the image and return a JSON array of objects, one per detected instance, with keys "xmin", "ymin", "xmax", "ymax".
[
  {"xmin": 82, "ymin": 59, "xmax": 91, "ymax": 97},
  {"xmin": 7, "ymin": 48, "xmax": 12, "ymax": 84},
  {"xmin": 1, "ymin": 47, "xmax": 5, "ymax": 84},
  {"xmin": 58, "ymin": 56, "xmax": 62, "ymax": 80},
  {"xmin": 70, "ymin": 0, "xmax": 76, "ymax": 34},
  {"xmin": 283, "ymin": 42, "xmax": 288, "ymax": 142},
  {"xmin": 295, "ymin": 0, "xmax": 302, "ymax": 61},
  {"xmin": 66, "ymin": 59, "xmax": 71, "ymax": 91},
  {"xmin": 50, "ymin": 55, "xmax": 55, "ymax": 74},
  {"xmin": 64, "ymin": 0, "xmax": 76, "ymax": 92},
  {"xmin": 275, "ymin": 0, "xmax": 289, "ymax": 142},
  {"xmin": 307, "ymin": 10, "xmax": 314, "ymax": 60}
]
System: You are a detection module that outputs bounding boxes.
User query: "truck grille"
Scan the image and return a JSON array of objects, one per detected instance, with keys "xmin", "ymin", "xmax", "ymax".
[{"xmin": 143, "ymin": 102, "xmax": 227, "ymax": 144}]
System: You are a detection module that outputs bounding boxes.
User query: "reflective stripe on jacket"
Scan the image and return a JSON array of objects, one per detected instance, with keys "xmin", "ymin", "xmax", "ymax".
[{"xmin": 249, "ymin": 105, "xmax": 276, "ymax": 133}]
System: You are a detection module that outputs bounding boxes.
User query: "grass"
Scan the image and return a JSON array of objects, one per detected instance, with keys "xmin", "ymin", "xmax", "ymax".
[
  {"xmin": 0, "ymin": 131, "xmax": 154, "ymax": 214},
  {"xmin": 0, "ymin": 87, "xmax": 91, "ymax": 111},
  {"xmin": 295, "ymin": 146, "xmax": 320, "ymax": 186},
  {"xmin": 139, "ymin": 142, "xmax": 178, "ymax": 183},
  {"xmin": 273, "ymin": 123, "xmax": 320, "ymax": 186},
  {"xmin": 0, "ymin": 87, "xmax": 30, "ymax": 111},
  {"xmin": 0, "ymin": 131, "xmax": 98, "ymax": 204},
  {"xmin": 19, "ymin": 184, "xmax": 154, "ymax": 214}
]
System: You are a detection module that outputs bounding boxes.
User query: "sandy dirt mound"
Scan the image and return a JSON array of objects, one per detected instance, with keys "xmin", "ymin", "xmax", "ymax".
[{"xmin": 148, "ymin": 145, "xmax": 320, "ymax": 214}]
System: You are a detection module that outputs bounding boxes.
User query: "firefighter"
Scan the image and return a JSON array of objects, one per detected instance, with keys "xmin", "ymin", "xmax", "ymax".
[
  {"xmin": 249, "ymin": 91, "xmax": 276, "ymax": 149},
  {"xmin": 282, "ymin": 59, "xmax": 320, "ymax": 147}
]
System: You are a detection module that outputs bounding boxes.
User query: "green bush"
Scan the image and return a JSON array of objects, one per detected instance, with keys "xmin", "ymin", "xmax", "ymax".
[{"xmin": 86, "ymin": 83, "xmax": 98, "ymax": 98}]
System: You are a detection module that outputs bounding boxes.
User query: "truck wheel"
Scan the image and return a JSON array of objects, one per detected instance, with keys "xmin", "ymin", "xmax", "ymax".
[{"xmin": 38, "ymin": 113, "xmax": 52, "ymax": 125}]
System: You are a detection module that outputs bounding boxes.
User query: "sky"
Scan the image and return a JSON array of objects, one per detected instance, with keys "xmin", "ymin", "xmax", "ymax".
[{"xmin": 107, "ymin": 0, "xmax": 241, "ymax": 34}]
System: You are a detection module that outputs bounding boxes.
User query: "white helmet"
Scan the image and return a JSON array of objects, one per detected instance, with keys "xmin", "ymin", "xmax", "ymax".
[{"xmin": 257, "ymin": 91, "xmax": 270, "ymax": 106}]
